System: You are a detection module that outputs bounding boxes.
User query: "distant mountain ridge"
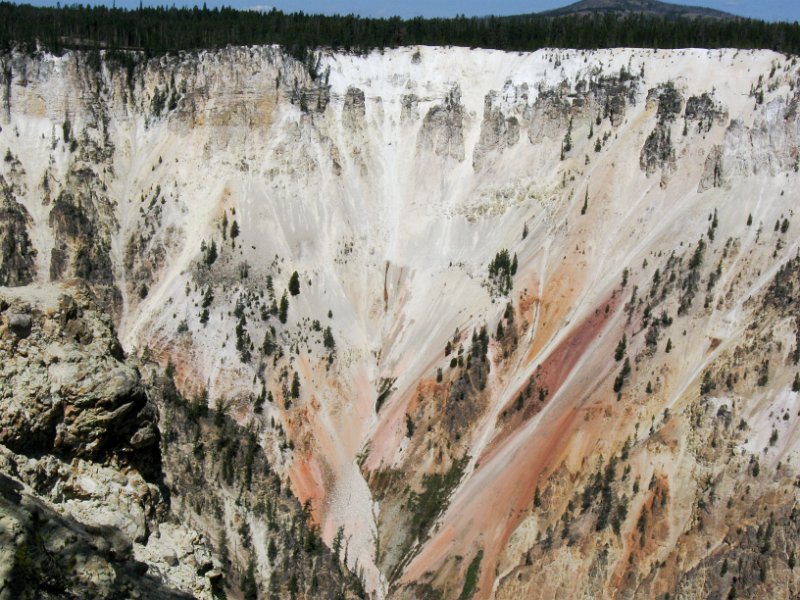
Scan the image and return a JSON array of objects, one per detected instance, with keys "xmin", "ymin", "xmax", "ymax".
[{"xmin": 540, "ymin": 0, "xmax": 736, "ymax": 19}]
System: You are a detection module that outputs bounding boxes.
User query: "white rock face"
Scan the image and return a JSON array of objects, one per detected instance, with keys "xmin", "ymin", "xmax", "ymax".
[{"xmin": 2, "ymin": 45, "xmax": 800, "ymax": 598}]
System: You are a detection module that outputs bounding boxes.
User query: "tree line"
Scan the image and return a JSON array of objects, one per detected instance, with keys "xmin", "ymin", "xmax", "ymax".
[{"xmin": 0, "ymin": 2, "xmax": 799, "ymax": 57}]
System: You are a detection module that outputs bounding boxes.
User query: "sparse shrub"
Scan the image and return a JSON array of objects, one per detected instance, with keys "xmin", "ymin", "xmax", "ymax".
[
  {"xmin": 700, "ymin": 370, "xmax": 715, "ymax": 395},
  {"xmin": 757, "ymin": 360, "xmax": 769, "ymax": 386}
]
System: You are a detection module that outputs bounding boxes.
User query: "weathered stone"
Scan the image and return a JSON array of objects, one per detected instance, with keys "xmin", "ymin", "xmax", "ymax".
[
  {"xmin": 6, "ymin": 313, "xmax": 31, "ymax": 338},
  {"xmin": 342, "ymin": 86, "xmax": 366, "ymax": 130},
  {"xmin": 0, "ymin": 286, "xmax": 159, "ymax": 471},
  {"xmin": 0, "ymin": 177, "xmax": 36, "ymax": 288},
  {"xmin": 418, "ymin": 85, "xmax": 465, "ymax": 161}
]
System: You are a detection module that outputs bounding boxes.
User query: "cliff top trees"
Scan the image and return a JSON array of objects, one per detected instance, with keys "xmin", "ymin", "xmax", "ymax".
[{"xmin": 1, "ymin": 3, "xmax": 798, "ymax": 57}]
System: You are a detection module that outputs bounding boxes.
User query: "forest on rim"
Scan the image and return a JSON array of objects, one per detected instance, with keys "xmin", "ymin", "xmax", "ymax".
[{"xmin": 0, "ymin": 2, "xmax": 799, "ymax": 57}]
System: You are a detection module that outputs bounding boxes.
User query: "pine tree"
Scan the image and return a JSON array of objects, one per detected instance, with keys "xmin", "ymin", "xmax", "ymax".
[
  {"xmin": 291, "ymin": 371, "xmax": 300, "ymax": 399},
  {"xmin": 613, "ymin": 357, "xmax": 631, "ymax": 393},
  {"xmin": 288, "ymin": 271, "xmax": 300, "ymax": 296},
  {"xmin": 323, "ymin": 326, "xmax": 335, "ymax": 351},
  {"xmin": 279, "ymin": 293, "xmax": 289, "ymax": 324},
  {"xmin": 241, "ymin": 558, "xmax": 258, "ymax": 600},
  {"xmin": 332, "ymin": 526, "xmax": 344, "ymax": 561},
  {"xmin": 205, "ymin": 240, "xmax": 218, "ymax": 265},
  {"xmin": 614, "ymin": 334, "xmax": 627, "ymax": 361}
]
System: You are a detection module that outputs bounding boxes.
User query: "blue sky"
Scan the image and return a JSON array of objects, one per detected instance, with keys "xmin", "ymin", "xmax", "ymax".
[{"xmin": 27, "ymin": 0, "xmax": 800, "ymax": 22}]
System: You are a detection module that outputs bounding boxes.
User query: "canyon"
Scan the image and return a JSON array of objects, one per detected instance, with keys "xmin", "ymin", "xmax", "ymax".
[{"xmin": 1, "ymin": 45, "xmax": 799, "ymax": 599}]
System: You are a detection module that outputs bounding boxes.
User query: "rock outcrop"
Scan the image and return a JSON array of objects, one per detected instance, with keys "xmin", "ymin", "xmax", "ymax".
[
  {"xmin": 419, "ymin": 85, "xmax": 465, "ymax": 161},
  {"xmin": 0, "ymin": 285, "xmax": 157, "ymax": 468},
  {"xmin": 0, "ymin": 284, "xmax": 223, "ymax": 599},
  {"xmin": 473, "ymin": 86, "xmax": 524, "ymax": 170},
  {"xmin": 0, "ymin": 177, "xmax": 35, "ymax": 287},
  {"xmin": 0, "ymin": 282, "xmax": 367, "ymax": 599}
]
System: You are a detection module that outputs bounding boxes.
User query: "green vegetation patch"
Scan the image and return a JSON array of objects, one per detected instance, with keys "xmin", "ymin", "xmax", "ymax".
[
  {"xmin": 459, "ymin": 549, "xmax": 484, "ymax": 600},
  {"xmin": 409, "ymin": 457, "xmax": 468, "ymax": 540}
]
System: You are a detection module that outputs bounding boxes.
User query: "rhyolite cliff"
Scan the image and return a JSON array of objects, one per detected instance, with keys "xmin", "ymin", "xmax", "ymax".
[{"xmin": 1, "ymin": 45, "xmax": 800, "ymax": 599}]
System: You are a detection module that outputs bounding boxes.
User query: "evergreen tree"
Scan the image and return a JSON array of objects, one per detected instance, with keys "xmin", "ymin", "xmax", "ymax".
[
  {"xmin": 0, "ymin": 4, "xmax": 797, "ymax": 57},
  {"xmin": 288, "ymin": 271, "xmax": 300, "ymax": 296},
  {"xmin": 291, "ymin": 371, "xmax": 301, "ymax": 399},
  {"xmin": 279, "ymin": 293, "xmax": 289, "ymax": 324},
  {"xmin": 323, "ymin": 326, "xmax": 335, "ymax": 351},
  {"xmin": 205, "ymin": 240, "xmax": 218, "ymax": 265},
  {"xmin": 614, "ymin": 334, "xmax": 627, "ymax": 361},
  {"xmin": 241, "ymin": 558, "xmax": 258, "ymax": 600}
]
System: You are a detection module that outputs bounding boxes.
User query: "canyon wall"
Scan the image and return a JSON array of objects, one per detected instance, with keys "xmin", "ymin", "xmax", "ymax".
[{"xmin": 1, "ymin": 45, "xmax": 799, "ymax": 599}]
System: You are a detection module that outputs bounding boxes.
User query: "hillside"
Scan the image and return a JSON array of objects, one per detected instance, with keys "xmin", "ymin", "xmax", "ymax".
[
  {"xmin": 541, "ymin": 0, "xmax": 735, "ymax": 19},
  {"xmin": 1, "ymin": 45, "xmax": 800, "ymax": 599}
]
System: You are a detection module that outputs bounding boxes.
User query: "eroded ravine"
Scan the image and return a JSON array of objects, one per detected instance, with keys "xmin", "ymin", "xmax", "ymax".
[{"xmin": 2, "ymin": 45, "xmax": 800, "ymax": 600}]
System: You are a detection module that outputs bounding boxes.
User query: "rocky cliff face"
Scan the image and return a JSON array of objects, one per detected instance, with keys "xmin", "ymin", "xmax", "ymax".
[
  {"xmin": 1, "ymin": 45, "xmax": 800, "ymax": 599},
  {"xmin": 0, "ymin": 283, "xmax": 209, "ymax": 599},
  {"xmin": 0, "ymin": 282, "xmax": 364, "ymax": 599}
]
